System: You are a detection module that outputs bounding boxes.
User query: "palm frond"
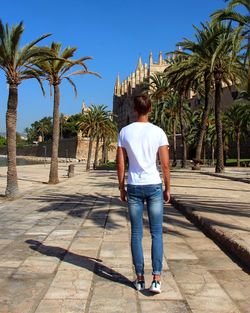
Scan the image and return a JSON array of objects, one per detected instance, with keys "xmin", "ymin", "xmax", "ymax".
[
  {"xmin": 64, "ymin": 77, "xmax": 77, "ymax": 97},
  {"xmin": 63, "ymin": 70, "xmax": 101, "ymax": 79}
]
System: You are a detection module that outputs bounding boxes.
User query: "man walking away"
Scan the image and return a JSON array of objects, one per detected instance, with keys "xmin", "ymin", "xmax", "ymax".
[{"xmin": 116, "ymin": 94, "xmax": 170, "ymax": 294}]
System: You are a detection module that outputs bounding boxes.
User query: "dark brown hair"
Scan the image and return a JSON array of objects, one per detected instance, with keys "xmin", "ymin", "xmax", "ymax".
[{"xmin": 134, "ymin": 94, "xmax": 151, "ymax": 115}]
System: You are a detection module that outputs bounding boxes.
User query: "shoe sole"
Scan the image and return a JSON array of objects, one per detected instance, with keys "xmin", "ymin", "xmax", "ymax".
[{"xmin": 149, "ymin": 288, "xmax": 161, "ymax": 294}]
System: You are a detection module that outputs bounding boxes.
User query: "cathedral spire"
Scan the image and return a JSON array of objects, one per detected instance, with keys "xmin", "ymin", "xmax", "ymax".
[
  {"xmin": 149, "ymin": 51, "xmax": 153, "ymax": 65},
  {"xmin": 159, "ymin": 51, "xmax": 163, "ymax": 64},
  {"xmin": 115, "ymin": 73, "xmax": 121, "ymax": 88},
  {"xmin": 136, "ymin": 55, "xmax": 143, "ymax": 71},
  {"xmin": 114, "ymin": 73, "xmax": 121, "ymax": 96},
  {"xmin": 81, "ymin": 100, "xmax": 88, "ymax": 113}
]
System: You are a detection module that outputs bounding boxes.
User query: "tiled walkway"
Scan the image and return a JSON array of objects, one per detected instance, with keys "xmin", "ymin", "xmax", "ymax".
[{"xmin": 0, "ymin": 168, "xmax": 249, "ymax": 312}]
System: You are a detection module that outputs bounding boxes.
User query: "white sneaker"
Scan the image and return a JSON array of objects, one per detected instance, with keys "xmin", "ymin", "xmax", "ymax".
[
  {"xmin": 149, "ymin": 280, "xmax": 161, "ymax": 293},
  {"xmin": 133, "ymin": 280, "xmax": 145, "ymax": 291}
]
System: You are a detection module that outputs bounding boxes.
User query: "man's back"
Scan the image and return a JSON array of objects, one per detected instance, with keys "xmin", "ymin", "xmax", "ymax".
[{"xmin": 118, "ymin": 122, "xmax": 169, "ymax": 185}]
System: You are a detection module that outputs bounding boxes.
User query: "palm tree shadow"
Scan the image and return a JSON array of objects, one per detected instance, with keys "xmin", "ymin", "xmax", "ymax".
[{"xmin": 26, "ymin": 239, "xmax": 134, "ymax": 289}]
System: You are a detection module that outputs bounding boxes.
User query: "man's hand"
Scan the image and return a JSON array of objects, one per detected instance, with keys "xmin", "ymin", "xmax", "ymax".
[
  {"xmin": 120, "ymin": 189, "xmax": 127, "ymax": 202},
  {"xmin": 163, "ymin": 190, "xmax": 170, "ymax": 203}
]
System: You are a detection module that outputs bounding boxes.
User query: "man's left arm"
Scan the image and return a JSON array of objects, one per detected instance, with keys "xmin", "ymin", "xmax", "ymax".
[{"xmin": 116, "ymin": 146, "xmax": 127, "ymax": 202}]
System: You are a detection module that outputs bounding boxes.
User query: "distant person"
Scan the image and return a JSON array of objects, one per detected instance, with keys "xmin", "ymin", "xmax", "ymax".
[{"xmin": 116, "ymin": 94, "xmax": 170, "ymax": 294}]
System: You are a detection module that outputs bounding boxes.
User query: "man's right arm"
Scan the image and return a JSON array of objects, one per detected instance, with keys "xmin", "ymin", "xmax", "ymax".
[{"xmin": 158, "ymin": 145, "xmax": 170, "ymax": 203}]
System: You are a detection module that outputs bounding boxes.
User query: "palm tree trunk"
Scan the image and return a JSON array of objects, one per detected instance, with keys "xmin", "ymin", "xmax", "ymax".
[
  {"xmin": 203, "ymin": 144, "xmax": 206, "ymax": 165},
  {"xmin": 214, "ymin": 75, "xmax": 224, "ymax": 173},
  {"xmin": 86, "ymin": 137, "xmax": 93, "ymax": 171},
  {"xmin": 49, "ymin": 84, "xmax": 60, "ymax": 184},
  {"xmin": 178, "ymin": 94, "xmax": 187, "ymax": 168},
  {"xmin": 104, "ymin": 144, "xmax": 108, "ymax": 163},
  {"xmin": 101, "ymin": 136, "xmax": 106, "ymax": 163},
  {"xmin": 248, "ymin": 36, "xmax": 250, "ymax": 97},
  {"xmin": 172, "ymin": 119, "xmax": 177, "ymax": 167},
  {"xmin": 94, "ymin": 135, "xmax": 100, "ymax": 168},
  {"xmin": 236, "ymin": 132, "xmax": 240, "ymax": 167},
  {"xmin": 5, "ymin": 84, "xmax": 19, "ymax": 198},
  {"xmin": 194, "ymin": 77, "xmax": 210, "ymax": 169},
  {"xmin": 212, "ymin": 144, "xmax": 215, "ymax": 166}
]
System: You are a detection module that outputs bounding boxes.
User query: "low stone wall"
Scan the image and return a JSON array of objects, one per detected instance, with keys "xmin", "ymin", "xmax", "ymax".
[{"xmin": 0, "ymin": 137, "xmax": 117, "ymax": 163}]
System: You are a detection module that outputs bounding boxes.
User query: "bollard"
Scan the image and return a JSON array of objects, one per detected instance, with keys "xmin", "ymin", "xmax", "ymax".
[{"xmin": 68, "ymin": 164, "xmax": 75, "ymax": 178}]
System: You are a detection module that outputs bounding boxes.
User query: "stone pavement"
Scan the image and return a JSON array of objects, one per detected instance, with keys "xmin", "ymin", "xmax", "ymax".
[
  {"xmin": 0, "ymin": 165, "xmax": 249, "ymax": 313},
  {"xmin": 0, "ymin": 162, "xmax": 84, "ymax": 199},
  {"xmin": 200, "ymin": 167, "xmax": 250, "ymax": 184},
  {"xmin": 171, "ymin": 169, "xmax": 250, "ymax": 268}
]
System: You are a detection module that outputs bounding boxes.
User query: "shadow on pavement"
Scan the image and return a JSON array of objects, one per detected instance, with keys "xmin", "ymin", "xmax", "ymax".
[{"xmin": 26, "ymin": 239, "xmax": 134, "ymax": 289}]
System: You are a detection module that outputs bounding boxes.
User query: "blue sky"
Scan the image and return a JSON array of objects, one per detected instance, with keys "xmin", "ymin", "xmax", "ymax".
[{"xmin": 0, "ymin": 0, "xmax": 230, "ymax": 132}]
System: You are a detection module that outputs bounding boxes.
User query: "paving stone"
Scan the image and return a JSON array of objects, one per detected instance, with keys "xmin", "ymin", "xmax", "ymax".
[
  {"xmin": 164, "ymin": 242, "xmax": 198, "ymax": 260},
  {"xmin": 185, "ymin": 237, "xmax": 221, "ymax": 251},
  {"xmin": 35, "ymin": 299, "xmax": 87, "ymax": 313},
  {"xmin": 194, "ymin": 250, "xmax": 240, "ymax": 270},
  {"xmin": 44, "ymin": 270, "xmax": 92, "ymax": 300},
  {"xmin": 99, "ymin": 241, "xmax": 130, "ymax": 258},
  {"xmin": 185, "ymin": 283, "xmax": 241, "ymax": 313},
  {"xmin": 89, "ymin": 298, "xmax": 137, "ymax": 313},
  {"xmin": 70, "ymin": 237, "xmax": 102, "ymax": 250},
  {"xmin": 76, "ymin": 227, "xmax": 104, "ymax": 238},
  {"xmin": 0, "ymin": 277, "xmax": 49, "ymax": 313},
  {"xmin": 14, "ymin": 256, "xmax": 59, "ymax": 277},
  {"xmin": 140, "ymin": 300, "xmax": 190, "ymax": 313}
]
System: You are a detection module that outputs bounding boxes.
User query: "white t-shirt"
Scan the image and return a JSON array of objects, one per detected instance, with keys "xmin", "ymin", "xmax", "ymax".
[{"xmin": 118, "ymin": 122, "xmax": 169, "ymax": 185}]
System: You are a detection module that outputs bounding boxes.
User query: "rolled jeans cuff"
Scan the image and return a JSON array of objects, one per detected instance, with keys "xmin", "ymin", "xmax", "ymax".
[{"xmin": 152, "ymin": 271, "xmax": 161, "ymax": 275}]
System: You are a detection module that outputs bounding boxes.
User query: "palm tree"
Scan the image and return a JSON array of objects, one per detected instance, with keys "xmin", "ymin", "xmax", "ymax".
[
  {"xmin": 223, "ymin": 101, "xmax": 249, "ymax": 166},
  {"xmin": 34, "ymin": 42, "xmax": 100, "ymax": 183},
  {"xmin": 211, "ymin": 0, "xmax": 250, "ymax": 96},
  {"xmin": 100, "ymin": 118, "xmax": 117, "ymax": 164},
  {"xmin": 165, "ymin": 54, "xmax": 195, "ymax": 168},
  {"xmin": 0, "ymin": 20, "xmax": 52, "ymax": 198},
  {"xmin": 150, "ymin": 94, "xmax": 179, "ymax": 166},
  {"xmin": 78, "ymin": 105, "xmax": 109, "ymax": 170},
  {"xmin": 92, "ymin": 105, "xmax": 114, "ymax": 168},
  {"xmin": 210, "ymin": 24, "xmax": 244, "ymax": 172},
  {"xmin": 174, "ymin": 22, "xmax": 227, "ymax": 169},
  {"xmin": 168, "ymin": 23, "xmax": 245, "ymax": 172},
  {"xmin": 36, "ymin": 117, "xmax": 52, "ymax": 142},
  {"xmin": 145, "ymin": 73, "xmax": 180, "ymax": 166},
  {"xmin": 79, "ymin": 105, "xmax": 117, "ymax": 170},
  {"xmin": 78, "ymin": 107, "xmax": 96, "ymax": 171}
]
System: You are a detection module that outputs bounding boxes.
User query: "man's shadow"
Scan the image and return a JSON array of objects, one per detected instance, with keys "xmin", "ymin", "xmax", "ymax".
[{"xmin": 26, "ymin": 240, "xmax": 134, "ymax": 289}]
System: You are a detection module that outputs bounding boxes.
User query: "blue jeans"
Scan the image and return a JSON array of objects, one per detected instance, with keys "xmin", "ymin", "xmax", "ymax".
[{"xmin": 127, "ymin": 184, "xmax": 163, "ymax": 276}]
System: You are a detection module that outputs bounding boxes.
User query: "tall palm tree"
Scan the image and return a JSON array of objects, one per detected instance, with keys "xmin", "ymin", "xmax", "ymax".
[
  {"xmin": 0, "ymin": 20, "xmax": 52, "ymax": 198},
  {"xmin": 78, "ymin": 105, "xmax": 116, "ymax": 170},
  {"xmin": 174, "ymin": 22, "xmax": 227, "ymax": 169},
  {"xmin": 165, "ymin": 54, "xmax": 195, "ymax": 168},
  {"xmin": 78, "ymin": 107, "xmax": 96, "ymax": 171},
  {"xmin": 211, "ymin": 0, "xmax": 250, "ymax": 96},
  {"xmin": 210, "ymin": 24, "xmax": 244, "ymax": 172},
  {"xmin": 100, "ymin": 118, "xmax": 117, "ymax": 164},
  {"xmin": 223, "ymin": 101, "xmax": 249, "ymax": 166},
  {"xmin": 37, "ymin": 117, "xmax": 52, "ymax": 142},
  {"xmin": 168, "ymin": 23, "xmax": 245, "ymax": 172},
  {"xmin": 34, "ymin": 42, "xmax": 100, "ymax": 183},
  {"xmin": 145, "ymin": 73, "xmax": 180, "ymax": 166},
  {"xmin": 92, "ymin": 105, "xmax": 115, "ymax": 168}
]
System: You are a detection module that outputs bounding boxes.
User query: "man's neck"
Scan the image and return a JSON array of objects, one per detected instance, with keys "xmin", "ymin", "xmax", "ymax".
[{"xmin": 137, "ymin": 114, "xmax": 149, "ymax": 123}]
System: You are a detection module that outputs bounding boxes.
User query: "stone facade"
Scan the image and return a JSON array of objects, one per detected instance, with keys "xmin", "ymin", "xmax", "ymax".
[
  {"xmin": 113, "ymin": 52, "xmax": 168, "ymax": 130},
  {"xmin": 113, "ymin": 52, "xmax": 238, "ymax": 131}
]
